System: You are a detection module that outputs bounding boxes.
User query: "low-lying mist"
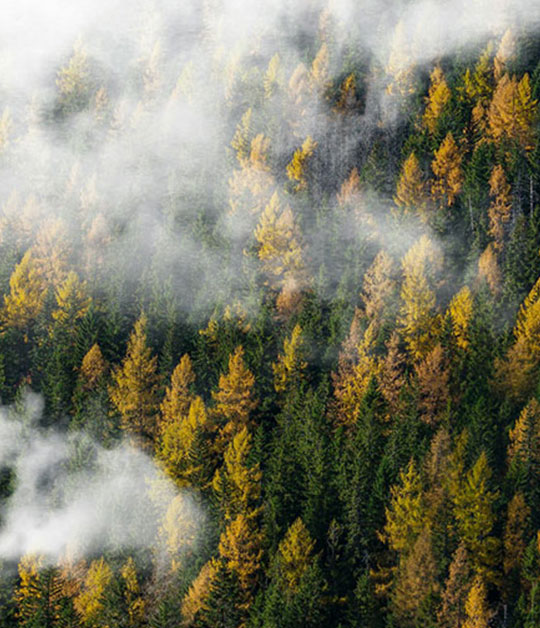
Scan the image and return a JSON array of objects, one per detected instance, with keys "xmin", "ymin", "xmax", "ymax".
[{"xmin": 0, "ymin": 391, "xmax": 202, "ymax": 566}]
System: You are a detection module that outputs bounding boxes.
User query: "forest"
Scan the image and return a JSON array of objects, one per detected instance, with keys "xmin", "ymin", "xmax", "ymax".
[{"xmin": 1, "ymin": 0, "xmax": 540, "ymax": 626}]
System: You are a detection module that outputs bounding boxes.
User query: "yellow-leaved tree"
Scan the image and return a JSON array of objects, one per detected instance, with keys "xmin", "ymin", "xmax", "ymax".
[
  {"xmin": 447, "ymin": 285, "xmax": 474, "ymax": 351},
  {"xmin": 507, "ymin": 398, "xmax": 540, "ymax": 471},
  {"xmin": 278, "ymin": 517, "xmax": 316, "ymax": 593},
  {"xmin": 286, "ymin": 136, "xmax": 317, "ymax": 191},
  {"xmin": 451, "ymin": 452, "xmax": 500, "ymax": 583},
  {"xmin": 497, "ymin": 277, "xmax": 540, "ymax": 400},
  {"xmin": 362, "ymin": 250, "xmax": 396, "ymax": 327},
  {"xmin": 159, "ymin": 354, "xmax": 196, "ymax": 431},
  {"xmin": 120, "ymin": 557, "xmax": 145, "ymax": 626},
  {"xmin": 231, "ymin": 108, "xmax": 252, "ymax": 165},
  {"xmin": 159, "ymin": 494, "xmax": 200, "ymax": 572},
  {"xmin": 74, "ymin": 557, "xmax": 113, "ymax": 625},
  {"xmin": 394, "ymin": 152, "xmax": 427, "ymax": 219},
  {"xmin": 414, "ymin": 344, "xmax": 450, "ymax": 426},
  {"xmin": 332, "ymin": 321, "xmax": 377, "ymax": 428},
  {"xmin": 437, "ymin": 542, "xmax": 473, "ymax": 628},
  {"xmin": 218, "ymin": 513, "xmax": 263, "ymax": 610},
  {"xmin": 56, "ymin": 39, "xmax": 92, "ymax": 114},
  {"xmin": 385, "ymin": 21, "xmax": 417, "ymax": 99},
  {"xmin": 109, "ymin": 313, "xmax": 161, "ymax": 444},
  {"xmin": 431, "ymin": 132, "xmax": 463, "ymax": 207},
  {"xmin": 494, "ymin": 29, "xmax": 516, "ymax": 82},
  {"xmin": 229, "ymin": 132, "xmax": 275, "ymax": 217},
  {"xmin": 487, "ymin": 164, "xmax": 512, "ymax": 250},
  {"xmin": 212, "ymin": 346, "xmax": 258, "ymax": 448},
  {"xmin": 158, "ymin": 396, "xmax": 209, "ymax": 487},
  {"xmin": 462, "ymin": 576, "xmax": 493, "ymax": 628},
  {"xmin": 477, "ymin": 243, "xmax": 502, "ymax": 295},
  {"xmin": 503, "ymin": 493, "xmax": 530, "ymax": 577},
  {"xmin": 264, "ymin": 54, "xmax": 281, "ymax": 99},
  {"xmin": 392, "ymin": 529, "xmax": 439, "ymax": 627},
  {"xmin": 335, "ymin": 73, "xmax": 358, "ymax": 112},
  {"xmin": 380, "ymin": 459, "xmax": 427, "ymax": 557},
  {"xmin": 181, "ymin": 560, "xmax": 218, "ymax": 626},
  {"xmin": 1, "ymin": 248, "xmax": 48, "ymax": 335},
  {"xmin": 487, "ymin": 73, "xmax": 537, "ymax": 152},
  {"xmin": 423, "ymin": 66, "xmax": 451, "ymax": 134},
  {"xmin": 51, "ymin": 270, "xmax": 91, "ymax": 328},
  {"xmin": 398, "ymin": 235, "xmax": 441, "ymax": 361},
  {"xmin": 80, "ymin": 343, "xmax": 108, "ymax": 390},
  {"xmin": 310, "ymin": 43, "xmax": 331, "ymax": 94},
  {"xmin": 254, "ymin": 191, "xmax": 306, "ymax": 315},
  {"xmin": 212, "ymin": 425, "xmax": 262, "ymax": 522},
  {"xmin": 272, "ymin": 324, "xmax": 308, "ymax": 393}
]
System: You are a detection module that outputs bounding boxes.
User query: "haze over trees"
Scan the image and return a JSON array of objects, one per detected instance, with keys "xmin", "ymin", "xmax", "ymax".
[{"xmin": 0, "ymin": 0, "xmax": 540, "ymax": 626}]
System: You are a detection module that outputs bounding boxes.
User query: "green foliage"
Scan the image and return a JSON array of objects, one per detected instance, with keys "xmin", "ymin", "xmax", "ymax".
[{"xmin": 1, "ymin": 9, "xmax": 540, "ymax": 628}]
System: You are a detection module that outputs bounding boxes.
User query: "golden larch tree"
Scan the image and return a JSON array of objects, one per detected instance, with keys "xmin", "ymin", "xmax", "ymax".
[
  {"xmin": 385, "ymin": 20, "xmax": 417, "ymax": 98},
  {"xmin": 488, "ymin": 73, "xmax": 537, "ymax": 151},
  {"xmin": 337, "ymin": 167, "xmax": 362, "ymax": 209},
  {"xmin": 286, "ymin": 136, "xmax": 317, "ymax": 191},
  {"xmin": 254, "ymin": 191, "xmax": 305, "ymax": 295},
  {"xmin": 264, "ymin": 54, "xmax": 281, "ymax": 99},
  {"xmin": 498, "ymin": 278, "xmax": 540, "ymax": 399},
  {"xmin": 451, "ymin": 452, "xmax": 500, "ymax": 583},
  {"xmin": 507, "ymin": 398, "xmax": 540, "ymax": 468},
  {"xmin": 1, "ymin": 249, "xmax": 47, "ymax": 335},
  {"xmin": 437, "ymin": 542, "xmax": 472, "ymax": 628},
  {"xmin": 14, "ymin": 555, "xmax": 46, "ymax": 625},
  {"xmin": 80, "ymin": 343, "xmax": 108, "ymax": 390},
  {"xmin": 74, "ymin": 557, "xmax": 113, "ymax": 625},
  {"xmin": 212, "ymin": 346, "xmax": 258, "ymax": 446},
  {"xmin": 462, "ymin": 576, "xmax": 493, "ymax": 628},
  {"xmin": 494, "ymin": 29, "xmax": 516, "ymax": 82},
  {"xmin": 218, "ymin": 513, "xmax": 263, "ymax": 606},
  {"xmin": 33, "ymin": 217, "xmax": 70, "ymax": 287},
  {"xmin": 447, "ymin": 286, "xmax": 474, "ymax": 351},
  {"xmin": 121, "ymin": 557, "xmax": 145, "ymax": 626},
  {"xmin": 332, "ymin": 321, "xmax": 377, "ymax": 428},
  {"xmin": 361, "ymin": 249, "xmax": 395, "ymax": 326},
  {"xmin": 181, "ymin": 560, "xmax": 218, "ymax": 626},
  {"xmin": 231, "ymin": 108, "xmax": 253, "ymax": 165},
  {"xmin": 158, "ymin": 396, "xmax": 208, "ymax": 487},
  {"xmin": 51, "ymin": 270, "xmax": 91, "ymax": 327},
  {"xmin": 381, "ymin": 459, "xmax": 427, "ymax": 556},
  {"xmin": 414, "ymin": 344, "xmax": 450, "ymax": 426},
  {"xmin": 398, "ymin": 235, "xmax": 441, "ymax": 361},
  {"xmin": 159, "ymin": 354, "xmax": 196, "ymax": 431},
  {"xmin": 376, "ymin": 331, "xmax": 407, "ymax": 421},
  {"xmin": 278, "ymin": 517, "xmax": 316, "ymax": 593},
  {"xmin": 335, "ymin": 73, "xmax": 358, "ymax": 112},
  {"xmin": 503, "ymin": 492, "xmax": 530, "ymax": 576},
  {"xmin": 159, "ymin": 494, "xmax": 200, "ymax": 572},
  {"xmin": 212, "ymin": 425, "xmax": 262, "ymax": 522},
  {"xmin": 394, "ymin": 152, "xmax": 427, "ymax": 219},
  {"xmin": 56, "ymin": 39, "xmax": 92, "ymax": 113},
  {"xmin": 310, "ymin": 43, "xmax": 331, "ymax": 94},
  {"xmin": 109, "ymin": 313, "xmax": 161, "ymax": 443},
  {"xmin": 431, "ymin": 132, "xmax": 463, "ymax": 207},
  {"xmin": 392, "ymin": 529, "xmax": 439, "ymax": 627},
  {"xmin": 229, "ymin": 132, "xmax": 275, "ymax": 217},
  {"xmin": 423, "ymin": 66, "xmax": 451, "ymax": 134},
  {"xmin": 272, "ymin": 324, "xmax": 308, "ymax": 393},
  {"xmin": 488, "ymin": 165, "xmax": 512, "ymax": 249},
  {"xmin": 477, "ymin": 243, "xmax": 502, "ymax": 295}
]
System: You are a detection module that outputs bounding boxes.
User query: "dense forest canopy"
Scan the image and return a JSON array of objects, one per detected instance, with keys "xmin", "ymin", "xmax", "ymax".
[{"xmin": 1, "ymin": 0, "xmax": 540, "ymax": 626}]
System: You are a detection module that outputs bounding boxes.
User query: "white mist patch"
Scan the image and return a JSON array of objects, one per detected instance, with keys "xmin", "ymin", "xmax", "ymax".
[
  {"xmin": 0, "ymin": 0, "xmax": 537, "ymax": 322},
  {"xmin": 0, "ymin": 391, "xmax": 201, "ymax": 564}
]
